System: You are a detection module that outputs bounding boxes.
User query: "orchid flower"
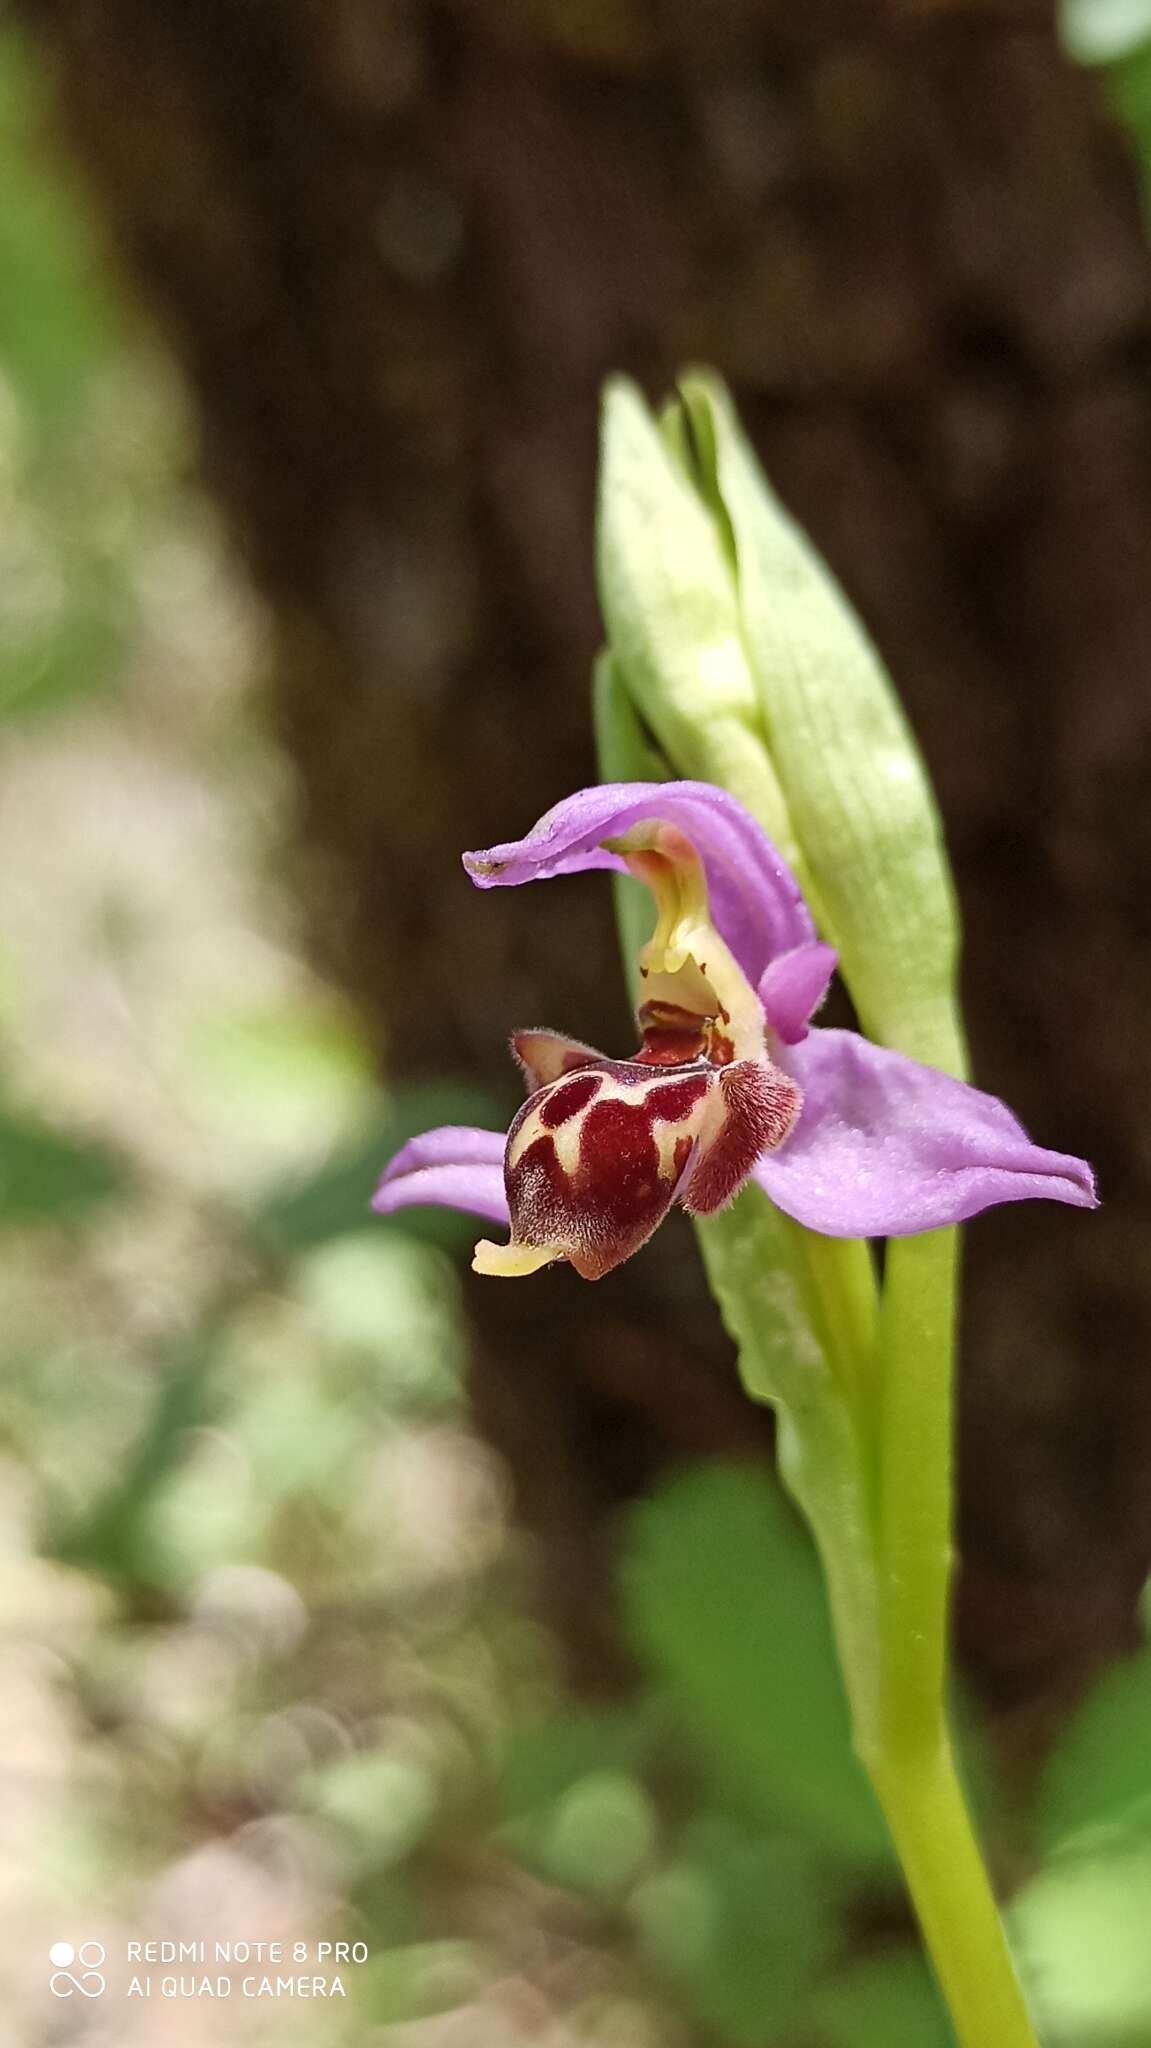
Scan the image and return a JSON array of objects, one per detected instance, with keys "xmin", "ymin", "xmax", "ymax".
[{"xmin": 374, "ymin": 780, "xmax": 1096, "ymax": 1280}]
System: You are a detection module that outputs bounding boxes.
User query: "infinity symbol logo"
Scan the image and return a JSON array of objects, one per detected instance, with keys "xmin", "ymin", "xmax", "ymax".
[{"xmin": 48, "ymin": 1941, "xmax": 107, "ymax": 1998}]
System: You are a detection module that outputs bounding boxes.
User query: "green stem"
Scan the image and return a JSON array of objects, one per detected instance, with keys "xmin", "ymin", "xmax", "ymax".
[
  {"xmin": 864, "ymin": 1228, "xmax": 1040, "ymax": 2048},
  {"xmin": 870, "ymin": 1744, "xmax": 1037, "ymax": 2048}
]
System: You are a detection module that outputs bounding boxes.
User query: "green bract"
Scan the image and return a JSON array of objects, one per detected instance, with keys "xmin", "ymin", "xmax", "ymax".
[
  {"xmin": 596, "ymin": 380, "xmax": 794, "ymax": 859},
  {"xmin": 597, "ymin": 372, "xmax": 964, "ymax": 1079}
]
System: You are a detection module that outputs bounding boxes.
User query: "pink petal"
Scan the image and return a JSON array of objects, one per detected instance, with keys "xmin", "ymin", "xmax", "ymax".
[
  {"xmin": 463, "ymin": 781, "xmax": 812, "ymax": 984},
  {"xmin": 753, "ymin": 1031, "xmax": 1098, "ymax": 1238},
  {"xmin": 758, "ymin": 942, "xmax": 838, "ymax": 1044},
  {"xmin": 373, "ymin": 1126, "xmax": 510, "ymax": 1226}
]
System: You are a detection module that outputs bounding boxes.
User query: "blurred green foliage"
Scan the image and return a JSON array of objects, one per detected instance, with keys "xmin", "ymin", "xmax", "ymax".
[
  {"xmin": 623, "ymin": 1464, "xmax": 889, "ymax": 1870},
  {"xmin": 1036, "ymin": 1642, "xmax": 1151, "ymax": 1855},
  {"xmin": 0, "ymin": 35, "xmax": 108, "ymax": 414},
  {"xmin": 814, "ymin": 1951, "xmax": 954, "ymax": 2048},
  {"xmin": 258, "ymin": 1081, "xmax": 504, "ymax": 1256},
  {"xmin": 0, "ymin": 26, "xmax": 179, "ymax": 721},
  {"xmin": 0, "ymin": 1096, "xmax": 124, "ymax": 1221}
]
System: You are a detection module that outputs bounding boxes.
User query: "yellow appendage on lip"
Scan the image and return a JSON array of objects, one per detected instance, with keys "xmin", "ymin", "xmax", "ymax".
[{"xmin": 472, "ymin": 1239, "xmax": 561, "ymax": 1278}]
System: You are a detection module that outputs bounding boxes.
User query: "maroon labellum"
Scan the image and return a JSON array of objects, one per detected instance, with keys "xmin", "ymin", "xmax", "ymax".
[{"xmin": 485, "ymin": 1035, "xmax": 801, "ymax": 1280}]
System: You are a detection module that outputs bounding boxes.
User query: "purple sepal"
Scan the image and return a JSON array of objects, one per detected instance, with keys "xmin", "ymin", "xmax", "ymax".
[
  {"xmin": 464, "ymin": 781, "xmax": 812, "ymax": 983},
  {"xmin": 753, "ymin": 1031, "xmax": 1099, "ymax": 1238},
  {"xmin": 373, "ymin": 1126, "xmax": 510, "ymax": 1226}
]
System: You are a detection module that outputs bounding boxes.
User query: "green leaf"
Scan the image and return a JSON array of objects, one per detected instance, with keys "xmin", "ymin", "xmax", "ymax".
[
  {"xmin": 532, "ymin": 1769, "xmax": 658, "ymax": 1903},
  {"xmin": 622, "ymin": 1463, "xmax": 890, "ymax": 1869},
  {"xmin": 1036, "ymin": 1646, "xmax": 1151, "ymax": 1855},
  {"xmin": 304, "ymin": 1750, "xmax": 438, "ymax": 1869},
  {"xmin": 356, "ymin": 1941, "xmax": 488, "ymax": 2026},
  {"xmin": 0, "ymin": 543, "xmax": 126, "ymax": 724},
  {"xmin": 676, "ymin": 371, "xmax": 963, "ymax": 1077},
  {"xmin": 592, "ymin": 647, "xmax": 668, "ymax": 786},
  {"xmin": 814, "ymin": 1947, "xmax": 955, "ymax": 2048},
  {"xmin": 47, "ymin": 1339, "xmax": 220, "ymax": 1589},
  {"xmin": 692, "ymin": 1194, "xmax": 879, "ymax": 1725},
  {"xmin": 294, "ymin": 1235, "xmax": 465, "ymax": 1411},
  {"xmin": 1108, "ymin": 38, "xmax": 1151, "ymax": 208},
  {"xmin": 498, "ymin": 1699, "xmax": 666, "ymax": 1902},
  {"xmin": 1061, "ymin": 0, "xmax": 1151, "ymax": 67},
  {"xmin": 592, "ymin": 650, "xmax": 669, "ymax": 996},
  {"xmin": 1012, "ymin": 1842, "xmax": 1151, "ymax": 2045},
  {"xmin": 0, "ymin": 30, "xmax": 112, "ymax": 427},
  {"xmin": 0, "ymin": 1104, "xmax": 125, "ymax": 1224},
  {"xmin": 597, "ymin": 379, "xmax": 794, "ymax": 844},
  {"xmin": 631, "ymin": 1817, "xmax": 845, "ymax": 2044},
  {"xmin": 499, "ymin": 1701, "xmax": 659, "ymax": 1821}
]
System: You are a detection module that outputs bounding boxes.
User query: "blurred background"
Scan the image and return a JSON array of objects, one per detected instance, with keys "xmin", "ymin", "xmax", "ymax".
[{"xmin": 4, "ymin": 2, "xmax": 1151, "ymax": 2042}]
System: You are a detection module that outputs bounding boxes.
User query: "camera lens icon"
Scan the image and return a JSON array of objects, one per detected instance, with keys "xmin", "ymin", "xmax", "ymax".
[{"xmin": 49, "ymin": 1941, "xmax": 107, "ymax": 1997}]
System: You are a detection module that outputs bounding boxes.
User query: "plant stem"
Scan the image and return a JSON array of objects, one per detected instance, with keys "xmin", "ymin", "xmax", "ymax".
[
  {"xmin": 865, "ymin": 1228, "xmax": 1040, "ymax": 2048},
  {"xmin": 870, "ymin": 1742, "xmax": 1037, "ymax": 2048}
]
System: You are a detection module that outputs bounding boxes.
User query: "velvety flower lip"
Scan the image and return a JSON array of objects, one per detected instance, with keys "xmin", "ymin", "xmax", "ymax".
[
  {"xmin": 465, "ymin": 1047, "xmax": 800, "ymax": 1281},
  {"xmin": 463, "ymin": 780, "xmax": 813, "ymax": 986},
  {"xmin": 374, "ymin": 782, "xmax": 1098, "ymax": 1274}
]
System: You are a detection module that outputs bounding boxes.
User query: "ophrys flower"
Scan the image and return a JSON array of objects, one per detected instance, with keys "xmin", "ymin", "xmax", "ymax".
[{"xmin": 374, "ymin": 783, "xmax": 1096, "ymax": 1278}]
